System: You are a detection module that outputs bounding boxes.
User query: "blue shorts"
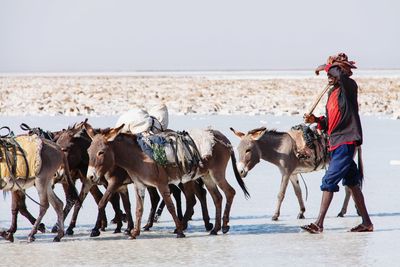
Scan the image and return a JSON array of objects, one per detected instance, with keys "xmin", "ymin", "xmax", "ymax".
[{"xmin": 320, "ymin": 144, "xmax": 362, "ymax": 192}]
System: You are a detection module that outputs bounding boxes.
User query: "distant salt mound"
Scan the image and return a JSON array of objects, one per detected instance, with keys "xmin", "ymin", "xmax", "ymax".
[{"xmin": 116, "ymin": 104, "xmax": 169, "ymax": 134}]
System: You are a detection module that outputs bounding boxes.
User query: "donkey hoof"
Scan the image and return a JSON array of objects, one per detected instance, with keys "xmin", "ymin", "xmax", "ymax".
[
  {"xmin": 53, "ymin": 236, "xmax": 61, "ymax": 242},
  {"xmin": 143, "ymin": 224, "xmax": 151, "ymax": 231},
  {"xmin": 38, "ymin": 223, "xmax": 46, "ymax": 233},
  {"xmin": 128, "ymin": 235, "xmax": 136, "ymax": 240},
  {"xmin": 209, "ymin": 229, "xmax": 218, "ymax": 235},
  {"xmin": 205, "ymin": 223, "xmax": 214, "ymax": 231},
  {"xmin": 297, "ymin": 214, "xmax": 305, "ymax": 219},
  {"xmin": 0, "ymin": 231, "xmax": 6, "ymax": 239},
  {"xmin": 5, "ymin": 232, "xmax": 14, "ymax": 243},
  {"xmin": 176, "ymin": 232, "xmax": 185, "ymax": 238},
  {"xmin": 124, "ymin": 228, "xmax": 132, "ymax": 235},
  {"xmin": 66, "ymin": 228, "xmax": 74, "ymax": 236},
  {"xmin": 271, "ymin": 215, "xmax": 279, "ymax": 221},
  {"xmin": 100, "ymin": 227, "xmax": 106, "ymax": 232},
  {"xmin": 51, "ymin": 225, "xmax": 59, "ymax": 233},
  {"xmin": 27, "ymin": 235, "xmax": 36, "ymax": 243},
  {"xmin": 90, "ymin": 229, "xmax": 101, "ymax": 237},
  {"xmin": 113, "ymin": 228, "xmax": 122, "ymax": 234},
  {"xmin": 222, "ymin": 226, "xmax": 230, "ymax": 234}
]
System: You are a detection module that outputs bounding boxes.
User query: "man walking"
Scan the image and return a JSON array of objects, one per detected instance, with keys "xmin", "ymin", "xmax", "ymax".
[{"xmin": 301, "ymin": 53, "xmax": 373, "ymax": 233}]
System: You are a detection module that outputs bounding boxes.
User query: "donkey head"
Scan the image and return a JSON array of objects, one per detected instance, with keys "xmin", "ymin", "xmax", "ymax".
[
  {"xmin": 85, "ymin": 122, "xmax": 124, "ymax": 183},
  {"xmin": 230, "ymin": 127, "xmax": 266, "ymax": 178},
  {"xmin": 56, "ymin": 119, "xmax": 90, "ymax": 170}
]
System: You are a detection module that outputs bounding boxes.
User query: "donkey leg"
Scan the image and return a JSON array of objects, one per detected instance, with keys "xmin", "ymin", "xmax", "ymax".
[
  {"xmin": 272, "ymin": 175, "xmax": 290, "ymax": 221},
  {"xmin": 193, "ymin": 179, "xmax": 213, "ymax": 231},
  {"xmin": 8, "ymin": 191, "xmax": 19, "ymax": 233},
  {"xmin": 52, "ymin": 182, "xmax": 75, "ymax": 233},
  {"xmin": 28, "ymin": 179, "xmax": 50, "ymax": 242},
  {"xmin": 202, "ymin": 175, "xmax": 223, "ymax": 235},
  {"xmin": 65, "ymin": 180, "xmax": 92, "ymax": 235},
  {"xmin": 90, "ymin": 185, "xmax": 107, "ymax": 231},
  {"xmin": 171, "ymin": 184, "xmax": 183, "ymax": 221},
  {"xmin": 289, "ymin": 174, "xmax": 306, "ymax": 219},
  {"xmin": 130, "ymin": 183, "xmax": 146, "ymax": 239},
  {"xmin": 143, "ymin": 186, "xmax": 160, "ymax": 231},
  {"xmin": 338, "ymin": 186, "xmax": 352, "ymax": 217},
  {"xmin": 108, "ymin": 192, "xmax": 123, "ymax": 233},
  {"xmin": 91, "ymin": 182, "xmax": 119, "ymax": 237},
  {"xmin": 158, "ymin": 184, "xmax": 185, "ymax": 238},
  {"xmin": 2, "ymin": 191, "xmax": 20, "ymax": 242},
  {"xmin": 119, "ymin": 185, "xmax": 134, "ymax": 235},
  {"xmin": 109, "ymin": 193, "xmax": 124, "ymax": 225},
  {"xmin": 154, "ymin": 200, "xmax": 165, "ymax": 223},
  {"xmin": 212, "ymin": 172, "xmax": 236, "ymax": 234},
  {"xmin": 181, "ymin": 181, "xmax": 197, "ymax": 231},
  {"xmin": 17, "ymin": 191, "xmax": 46, "ymax": 233},
  {"xmin": 47, "ymin": 183, "xmax": 65, "ymax": 242}
]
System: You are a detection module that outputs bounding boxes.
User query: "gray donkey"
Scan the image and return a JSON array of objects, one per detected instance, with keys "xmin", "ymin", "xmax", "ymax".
[{"xmin": 230, "ymin": 126, "xmax": 359, "ymax": 220}]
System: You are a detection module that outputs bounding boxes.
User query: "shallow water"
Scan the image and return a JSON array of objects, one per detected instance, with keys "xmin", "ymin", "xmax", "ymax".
[{"xmin": 0, "ymin": 115, "xmax": 399, "ymax": 266}]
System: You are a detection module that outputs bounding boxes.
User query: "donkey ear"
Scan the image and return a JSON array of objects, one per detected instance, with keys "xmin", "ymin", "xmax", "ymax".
[
  {"xmin": 105, "ymin": 124, "xmax": 125, "ymax": 142},
  {"xmin": 230, "ymin": 127, "xmax": 245, "ymax": 139},
  {"xmin": 249, "ymin": 128, "xmax": 267, "ymax": 140},
  {"xmin": 84, "ymin": 122, "xmax": 96, "ymax": 140}
]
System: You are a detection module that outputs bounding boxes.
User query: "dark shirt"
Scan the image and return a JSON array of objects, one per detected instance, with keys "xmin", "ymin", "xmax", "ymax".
[{"xmin": 317, "ymin": 65, "xmax": 363, "ymax": 149}]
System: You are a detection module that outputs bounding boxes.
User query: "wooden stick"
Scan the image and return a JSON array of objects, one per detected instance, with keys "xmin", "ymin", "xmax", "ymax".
[{"xmin": 306, "ymin": 84, "xmax": 332, "ymax": 115}]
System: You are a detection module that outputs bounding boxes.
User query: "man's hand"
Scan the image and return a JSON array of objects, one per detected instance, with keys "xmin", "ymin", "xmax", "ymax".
[
  {"xmin": 315, "ymin": 64, "xmax": 326, "ymax": 76},
  {"xmin": 303, "ymin": 113, "xmax": 318, "ymax": 124}
]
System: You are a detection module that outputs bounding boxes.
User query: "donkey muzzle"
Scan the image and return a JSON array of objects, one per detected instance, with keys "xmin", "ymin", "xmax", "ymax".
[
  {"xmin": 236, "ymin": 162, "xmax": 248, "ymax": 178},
  {"xmin": 86, "ymin": 166, "xmax": 100, "ymax": 183}
]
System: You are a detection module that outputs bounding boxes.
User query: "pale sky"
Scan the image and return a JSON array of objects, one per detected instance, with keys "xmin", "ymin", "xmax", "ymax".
[{"xmin": 0, "ymin": 0, "xmax": 399, "ymax": 72}]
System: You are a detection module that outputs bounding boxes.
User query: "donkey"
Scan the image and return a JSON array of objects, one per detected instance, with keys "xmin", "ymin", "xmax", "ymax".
[
  {"xmin": 231, "ymin": 126, "xmax": 360, "ymax": 220},
  {"xmin": 0, "ymin": 135, "xmax": 77, "ymax": 242},
  {"xmin": 230, "ymin": 127, "xmax": 327, "ymax": 221},
  {"xmin": 16, "ymin": 122, "xmax": 125, "ymax": 235},
  {"xmin": 54, "ymin": 122, "xmax": 133, "ymax": 236},
  {"xmin": 57, "ymin": 121, "xmax": 212, "ymax": 237},
  {"xmin": 85, "ymin": 123, "xmax": 249, "ymax": 239}
]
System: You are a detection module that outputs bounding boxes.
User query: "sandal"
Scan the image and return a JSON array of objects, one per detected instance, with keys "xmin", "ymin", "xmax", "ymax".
[
  {"xmin": 350, "ymin": 224, "xmax": 374, "ymax": 232},
  {"xmin": 301, "ymin": 223, "xmax": 323, "ymax": 234}
]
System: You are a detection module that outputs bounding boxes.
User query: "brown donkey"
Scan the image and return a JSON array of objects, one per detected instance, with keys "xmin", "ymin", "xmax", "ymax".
[
  {"xmin": 58, "ymin": 121, "xmax": 213, "ymax": 237},
  {"xmin": 54, "ymin": 122, "xmax": 133, "ymax": 236},
  {"xmin": 85, "ymin": 123, "xmax": 249, "ymax": 239}
]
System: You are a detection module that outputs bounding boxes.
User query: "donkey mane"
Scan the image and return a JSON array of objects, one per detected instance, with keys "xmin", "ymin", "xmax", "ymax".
[
  {"xmin": 264, "ymin": 129, "xmax": 286, "ymax": 136},
  {"xmin": 115, "ymin": 132, "xmax": 139, "ymax": 145},
  {"xmin": 95, "ymin": 127, "xmax": 111, "ymax": 135},
  {"xmin": 247, "ymin": 127, "xmax": 286, "ymax": 136}
]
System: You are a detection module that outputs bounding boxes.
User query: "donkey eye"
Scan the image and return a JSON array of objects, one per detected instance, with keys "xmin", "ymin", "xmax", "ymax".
[
  {"xmin": 97, "ymin": 151, "xmax": 104, "ymax": 157},
  {"xmin": 245, "ymin": 149, "xmax": 251, "ymax": 154}
]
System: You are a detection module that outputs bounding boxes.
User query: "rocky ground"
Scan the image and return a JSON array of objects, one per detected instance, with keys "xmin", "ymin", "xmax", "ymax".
[{"xmin": 0, "ymin": 73, "xmax": 399, "ymax": 118}]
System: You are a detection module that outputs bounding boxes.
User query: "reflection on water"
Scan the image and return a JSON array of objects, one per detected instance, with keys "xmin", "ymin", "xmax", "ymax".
[{"xmin": 0, "ymin": 215, "xmax": 397, "ymax": 267}]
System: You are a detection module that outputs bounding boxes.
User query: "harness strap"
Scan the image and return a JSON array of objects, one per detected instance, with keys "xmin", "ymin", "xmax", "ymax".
[
  {"xmin": 149, "ymin": 116, "xmax": 164, "ymax": 132},
  {"xmin": 20, "ymin": 123, "xmax": 54, "ymax": 140}
]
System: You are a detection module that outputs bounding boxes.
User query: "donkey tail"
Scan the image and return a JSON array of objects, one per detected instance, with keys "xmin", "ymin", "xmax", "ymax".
[
  {"xmin": 357, "ymin": 146, "xmax": 364, "ymax": 188},
  {"xmin": 230, "ymin": 150, "xmax": 250, "ymax": 199},
  {"xmin": 62, "ymin": 154, "xmax": 80, "ymax": 204}
]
